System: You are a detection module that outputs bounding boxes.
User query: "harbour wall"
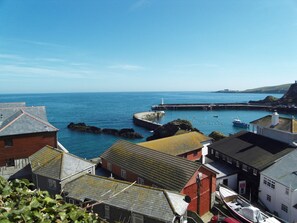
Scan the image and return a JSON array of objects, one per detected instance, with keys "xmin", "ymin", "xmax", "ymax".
[
  {"xmin": 152, "ymin": 103, "xmax": 297, "ymax": 113},
  {"xmin": 133, "ymin": 111, "xmax": 164, "ymax": 130}
]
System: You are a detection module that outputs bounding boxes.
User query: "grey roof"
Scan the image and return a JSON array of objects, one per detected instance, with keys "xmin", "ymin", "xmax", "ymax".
[
  {"xmin": 29, "ymin": 145, "xmax": 95, "ymax": 180},
  {"xmin": 100, "ymin": 140, "xmax": 202, "ymax": 191},
  {"xmin": 261, "ymin": 150, "xmax": 297, "ymax": 189},
  {"xmin": 250, "ymin": 115, "xmax": 297, "ymax": 133},
  {"xmin": 0, "ymin": 102, "xmax": 26, "ymax": 108},
  {"xmin": 208, "ymin": 131, "xmax": 295, "ymax": 171},
  {"xmin": 63, "ymin": 174, "xmax": 189, "ymax": 221},
  {"xmin": 205, "ymin": 160, "xmax": 239, "ymax": 179},
  {"xmin": 0, "ymin": 106, "xmax": 57, "ymax": 137}
]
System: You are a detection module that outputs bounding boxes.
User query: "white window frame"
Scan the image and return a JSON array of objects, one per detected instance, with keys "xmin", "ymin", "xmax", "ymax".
[
  {"xmin": 215, "ymin": 151, "xmax": 219, "ymax": 158},
  {"xmin": 281, "ymin": 204, "xmax": 288, "ymax": 213},
  {"xmin": 267, "ymin": 194, "xmax": 271, "ymax": 202},
  {"xmin": 105, "ymin": 205, "xmax": 110, "ymax": 219},
  {"xmin": 121, "ymin": 169, "xmax": 127, "ymax": 179},
  {"xmin": 107, "ymin": 162, "xmax": 112, "ymax": 171},
  {"xmin": 48, "ymin": 179, "xmax": 57, "ymax": 189},
  {"xmin": 132, "ymin": 213, "xmax": 144, "ymax": 223},
  {"xmin": 137, "ymin": 177, "xmax": 144, "ymax": 185}
]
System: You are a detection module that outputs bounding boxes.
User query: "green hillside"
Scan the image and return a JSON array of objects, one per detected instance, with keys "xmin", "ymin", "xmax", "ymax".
[{"xmin": 243, "ymin": 83, "xmax": 291, "ymax": 94}]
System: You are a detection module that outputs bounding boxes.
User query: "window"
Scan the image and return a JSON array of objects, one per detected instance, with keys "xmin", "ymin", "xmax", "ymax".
[
  {"xmin": 236, "ymin": 161, "xmax": 240, "ymax": 168},
  {"xmin": 107, "ymin": 162, "xmax": 112, "ymax": 171},
  {"xmin": 88, "ymin": 169, "xmax": 92, "ymax": 174},
  {"xmin": 285, "ymin": 187, "xmax": 289, "ymax": 195},
  {"xmin": 211, "ymin": 149, "xmax": 214, "ymax": 155},
  {"xmin": 193, "ymin": 150, "xmax": 198, "ymax": 156},
  {"xmin": 281, "ymin": 204, "xmax": 288, "ymax": 213},
  {"xmin": 215, "ymin": 151, "xmax": 219, "ymax": 158},
  {"xmin": 6, "ymin": 158, "xmax": 15, "ymax": 167},
  {"xmin": 267, "ymin": 194, "xmax": 271, "ymax": 202},
  {"xmin": 223, "ymin": 179, "xmax": 228, "ymax": 186},
  {"xmin": 137, "ymin": 177, "xmax": 144, "ymax": 185},
  {"xmin": 242, "ymin": 164, "xmax": 247, "ymax": 172},
  {"xmin": 121, "ymin": 169, "xmax": 126, "ymax": 179},
  {"xmin": 222, "ymin": 155, "xmax": 226, "ymax": 161},
  {"xmin": 132, "ymin": 213, "xmax": 144, "ymax": 223},
  {"xmin": 69, "ymin": 199, "xmax": 75, "ymax": 204},
  {"xmin": 227, "ymin": 157, "xmax": 232, "ymax": 164},
  {"xmin": 4, "ymin": 138, "xmax": 13, "ymax": 147},
  {"xmin": 105, "ymin": 205, "xmax": 110, "ymax": 219},
  {"xmin": 253, "ymin": 169, "xmax": 257, "ymax": 176},
  {"xmin": 48, "ymin": 179, "xmax": 57, "ymax": 189},
  {"xmin": 264, "ymin": 177, "xmax": 275, "ymax": 189}
]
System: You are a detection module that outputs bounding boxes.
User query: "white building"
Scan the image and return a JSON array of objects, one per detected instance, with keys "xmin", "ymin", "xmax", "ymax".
[
  {"xmin": 250, "ymin": 112, "xmax": 297, "ymax": 147},
  {"xmin": 258, "ymin": 150, "xmax": 297, "ymax": 223}
]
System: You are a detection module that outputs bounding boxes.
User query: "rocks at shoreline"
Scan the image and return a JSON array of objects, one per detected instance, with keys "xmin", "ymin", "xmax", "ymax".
[
  {"xmin": 67, "ymin": 123, "xmax": 143, "ymax": 139},
  {"xmin": 146, "ymin": 119, "xmax": 202, "ymax": 141}
]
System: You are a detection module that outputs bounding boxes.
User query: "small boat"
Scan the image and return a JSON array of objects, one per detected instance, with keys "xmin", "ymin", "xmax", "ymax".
[
  {"xmin": 233, "ymin": 118, "xmax": 249, "ymax": 128},
  {"xmin": 218, "ymin": 185, "xmax": 280, "ymax": 223}
]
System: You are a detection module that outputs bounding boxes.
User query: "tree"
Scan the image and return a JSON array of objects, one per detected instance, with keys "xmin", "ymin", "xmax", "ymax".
[{"xmin": 0, "ymin": 176, "xmax": 105, "ymax": 223}]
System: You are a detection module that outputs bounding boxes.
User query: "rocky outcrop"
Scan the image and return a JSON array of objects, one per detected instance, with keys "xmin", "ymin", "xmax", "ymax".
[
  {"xmin": 278, "ymin": 83, "xmax": 297, "ymax": 105},
  {"xmin": 67, "ymin": 123, "xmax": 143, "ymax": 139},
  {"xmin": 208, "ymin": 131, "xmax": 227, "ymax": 141},
  {"xmin": 146, "ymin": 119, "xmax": 202, "ymax": 141},
  {"xmin": 249, "ymin": 83, "xmax": 297, "ymax": 106},
  {"xmin": 249, "ymin": 95, "xmax": 279, "ymax": 105}
]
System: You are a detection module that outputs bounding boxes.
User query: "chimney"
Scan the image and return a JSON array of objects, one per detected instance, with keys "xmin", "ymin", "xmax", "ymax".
[{"xmin": 271, "ymin": 111, "xmax": 279, "ymax": 126}]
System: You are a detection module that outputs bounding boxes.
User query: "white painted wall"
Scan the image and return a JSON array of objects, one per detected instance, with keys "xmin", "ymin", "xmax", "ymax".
[
  {"xmin": 216, "ymin": 174, "xmax": 238, "ymax": 191},
  {"xmin": 259, "ymin": 174, "xmax": 297, "ymax": 223},
  {"xmin": 252, "ymin": 125, "xmax": 297, "ymax": 146}
]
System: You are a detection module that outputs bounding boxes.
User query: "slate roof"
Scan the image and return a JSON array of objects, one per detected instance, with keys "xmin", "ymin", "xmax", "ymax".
[
  {"xmin": 0, "ymin": 102, "xmax": 26, "ymax": 108},
  {"xmin": 208, "ymin": 131, "xmax": 295, "ymax": 170},
  {"xmin": 100, "ymin": 140, "xmax": 201, "ymax": 191},
  {"xmin": 261, "ymin": 150, "xmax": 297, "ymax": 189},
  {"xmin": 250, "ymin": 115, "xmax": 297, "ymax": 133},
  {"xmin": 29, "ymin": 145, "xmax": 95, "ymax": 180},
  {"xmin": 63, "ymin": 174, "xmax": 189, "ymax": 221},
  {"xmin": 0, "ymin": 106, "xmax": 57, "ymax": 137},
  {"xmin": 138, "ymin": 132, "xmax": 211, "ymax": 156}
]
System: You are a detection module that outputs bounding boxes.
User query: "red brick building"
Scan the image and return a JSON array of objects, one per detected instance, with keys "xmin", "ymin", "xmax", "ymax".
[
  {"xmin": 100, "ymin": 140, "xmax": 216, "ymax": 216},
  {"xmin": 138, "ymin": 131, "xmax": 212, "ymax": 162},
  {"xmin": 0, "ymin": 103, "xmax": 58, "ymax": 169}
]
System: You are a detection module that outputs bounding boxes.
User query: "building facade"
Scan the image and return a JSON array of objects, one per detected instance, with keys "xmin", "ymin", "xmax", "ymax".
[
  {"xmin": 139, "ymin": 131, "xmax": 212, "ymax": 163},
  {"xmin": 0, "ymin": 103, "xmax": 58, "ymax": 179},
  {"xmin": 100, "ymin": 140, "xmax": 216, "ymax": 216},
  {"xmin": 259, "ymin": 150, "xmax": 297, "ymax": 223},
  {"xmin": 208, "ymin": 131, "xmax": 294, "ymax": 201},
  {"xmin": 63, "ymin": 174, "xmax": 190, "ymax": 223}
]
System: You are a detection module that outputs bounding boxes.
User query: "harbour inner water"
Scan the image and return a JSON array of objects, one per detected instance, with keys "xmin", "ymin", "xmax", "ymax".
[{"xmin": 0, "ymin": 92, "xmax": 288, "ymax": 159}]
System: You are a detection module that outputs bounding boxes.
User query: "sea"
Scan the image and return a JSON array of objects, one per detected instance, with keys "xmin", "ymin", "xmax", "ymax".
[{"xmin": 0, "ymin": 91, "xmax": 291, "ymax": 159}]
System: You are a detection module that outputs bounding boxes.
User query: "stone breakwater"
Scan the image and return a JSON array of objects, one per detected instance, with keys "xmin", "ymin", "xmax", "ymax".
[
  {"xmin": 133, "ymin": 111, "xmax": 164, "ymax": 130},
  {"xmin": 67, "ymin": 122, "xmax": 143, "ymax": 139}
]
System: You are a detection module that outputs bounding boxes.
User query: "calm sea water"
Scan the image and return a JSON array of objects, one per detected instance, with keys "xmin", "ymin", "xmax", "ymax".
[{"xmin": 0, "ymin": 92, "xmax": 289, "ymax": 159}]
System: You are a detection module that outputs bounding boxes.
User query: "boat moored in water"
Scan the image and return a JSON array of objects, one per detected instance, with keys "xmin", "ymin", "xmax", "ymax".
[
  {"xmin": 233, "ymin": 118, "xmax": 249, "ymax": 128},
  {"xmin": 218, "ymin": 185, "xmax": 280, "ymax": 223}
]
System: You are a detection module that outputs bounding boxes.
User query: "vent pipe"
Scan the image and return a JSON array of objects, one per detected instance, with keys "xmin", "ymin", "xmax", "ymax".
[{"xmin": 271, "ymin": 111, "xmax": 279, "ymax": 126}]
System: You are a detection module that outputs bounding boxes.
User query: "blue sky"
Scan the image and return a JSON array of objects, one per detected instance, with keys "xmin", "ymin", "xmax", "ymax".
[{"xmin": 0, "ymin": 0, "xmax": 297, "ymax": 93}]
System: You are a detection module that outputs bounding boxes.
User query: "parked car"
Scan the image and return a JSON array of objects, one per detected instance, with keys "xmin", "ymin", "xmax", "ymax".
[{"xmin": 210, "ymin": 215, "xmax": 240, "ymax": 223}]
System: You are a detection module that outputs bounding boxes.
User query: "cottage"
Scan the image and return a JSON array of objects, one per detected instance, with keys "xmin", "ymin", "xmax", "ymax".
[
  {"xmin": 63, "ymin": 174, "xmax": 190, "ymax": 223},
  {"xmin": 250, "ymin": 111, "xmax": 297, "ymax": 146},
  {"xmin": 259, "ymin": 150, "xmax": 297, "ymax": 222},
  {"xmin": 0, "ymin": 103, "xmax": 58, "ymax": 179},
  {"xmin": 138, "ymin": 131, "xmax": 212, "ymax": 162},
  {"xmin": 208, "ymin": 131, "xmax": 295, "ymax": 201},
  {"xmin": 29, "ymin": 145, "xmax": 96, "ymax": 195},
  {"xmin": 100, "ymin": 140, "xmax": 216, "ymax": 216}
]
